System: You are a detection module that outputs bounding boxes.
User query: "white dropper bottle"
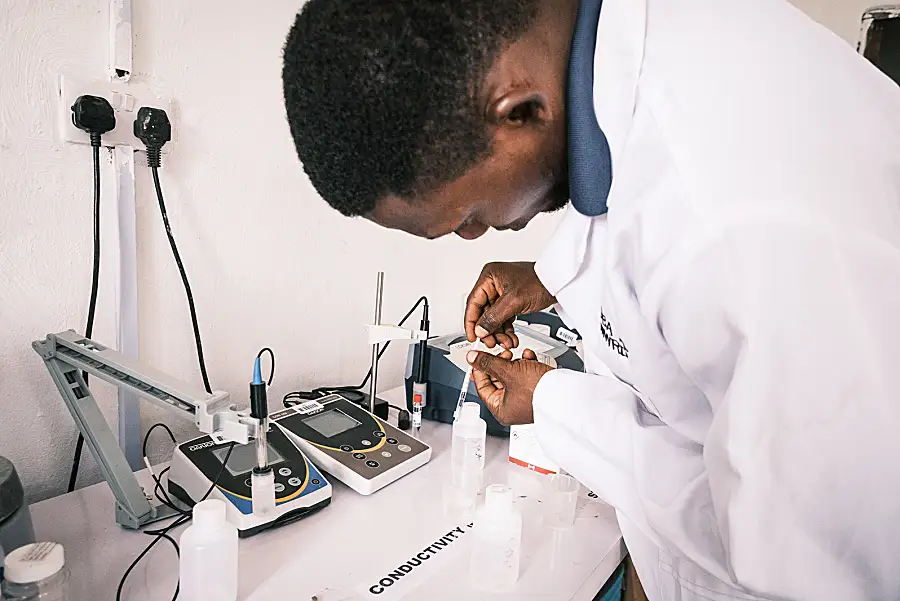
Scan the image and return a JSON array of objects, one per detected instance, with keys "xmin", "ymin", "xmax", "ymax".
[
  {"xmin": 451, "ymin": 401, "xmax": 487, "ymax": 473},
  {"xmin": 451, "ymin": 401, "xmax": 487, "ymax": 496},
  {"xmin": 179, "ymin": 499, "xmax": 238, "ymax": 601},
  {"xmin": 469, "ymin": 484, "xmax": 522, "ymax": 591}
]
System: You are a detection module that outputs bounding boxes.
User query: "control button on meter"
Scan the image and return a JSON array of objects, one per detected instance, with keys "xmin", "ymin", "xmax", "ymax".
[
  {"xmin": 381, "ymin": 451, "xmax": 392, "ymax": 458},
  {"xmin": 386, "ymin": 438, "xmax": 398, "ymax": 445},
  {"xmin": 361, "ymin": 439, "xmax": 372, "ymax": 447},
  {"xmin": 398, "ymin": 444, "xmax": 412, "ymax": 453},
  {"xmin": 365, "ymin": 460, "xmax": 379, "ymax": 468},
  {"xmin": 373, "ymin": 431, "xmax": 385, "ymax": 438},
  {"xmin": 340, "ymin": 445, "xmax": 353, "ymax": 452},
  {"xmin": 352, "ymin": 453, "xmax": 366, "ymax": 460},
  {"xmin": 244, "ymin": 478, "xmax": 252, "ymax": 488},
  {"xmin": 274, "ymin": 483, "xmax": 285, "ymax": 493},
  {"xmin": 278, "ymin": 467, "xmax": 292, "ymax": 477},
  {"xmin": 288, "ymin": 477, "xmax": 302, "ymax": 487}
]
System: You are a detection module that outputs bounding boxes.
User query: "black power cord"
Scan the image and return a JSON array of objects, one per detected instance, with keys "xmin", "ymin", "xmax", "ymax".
[
  {"xmin": 67, "ymin": 95, "xmax": 116, "ymax": 493},
  {"xmin": 151, "ymin": 167, "xmax": 212, "ymax": 394},
  {"xmin": 134, "ymin": 106, "xmax": 213, "ymax": 395},
  {"xmin": 257, "ymin": 347, "xmax": 275, "ymax": 385},
  {"xmin": 117, "ymin": 424, "xmax": 236, "ymax": 601},
  {"xmin": 117, "ymin": 107, "xmax": 223, "ymax": 600},
  {"xmin": 283, "ymin": 296, "xmax": 428, "ymax": 430},
  {"xmin": 143, "ymin": 423, "xmax": 177, "ymax": 464}
]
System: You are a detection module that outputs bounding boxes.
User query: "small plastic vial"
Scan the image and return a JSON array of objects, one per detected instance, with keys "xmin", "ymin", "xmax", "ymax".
[
  {"xmin": 469, "ymin": 485, "xmax": 522, "ymax": 592},
  {"xmin": 179, "ymin": 499, "xmax": 238, "ymax": 601},
  {"xmin": 251, "ymin": 468, "xmax": 276, "ymax": 516},
  {"xmin": 451, "ymin": 402, "xmax": 487, "ymax": 473},
  {"xmin": 2, "ymin": 542, "xmax": 69, "ymax": 601}
]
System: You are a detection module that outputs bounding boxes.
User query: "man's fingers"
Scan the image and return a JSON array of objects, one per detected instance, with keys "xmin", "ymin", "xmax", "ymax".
[
  {"xmin": 494, "ymin": 332, "xmax": 516, "ymax": 350},
  {"xmin": 470, "ymin": 350, "xmax": 512, "ymax": 413},
  {"xmin": 521, "ymin": 348, "xmax": 537, "ymax": 360},
  {"xmin": 479, "ymin": 334, "xmax": 500, "ymax": 349},
  {"xmin": 472, "ymin": 365, "xmax": 500, "ymax": 408},
  {"xmin": 475, "ymin": 294, "xmax": 520, "ymax": 339},
  {"xmin": 464, "ymin": 279, "xmax": 499, "ymax": 342},
  {"xmin": 503, "ymin": 322, "xmax": 519, "ymax": 349},
  {"xmin": 467, "ymin": 350, "xmax": 514, "ymax": 380}
]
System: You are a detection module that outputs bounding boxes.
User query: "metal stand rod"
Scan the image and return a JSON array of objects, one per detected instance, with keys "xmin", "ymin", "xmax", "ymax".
[{"xmin": 369, "ymin": 272, "xmax": 384, "ymax": 413}]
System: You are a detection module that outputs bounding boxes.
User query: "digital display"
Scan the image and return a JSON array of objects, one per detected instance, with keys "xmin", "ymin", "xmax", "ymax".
[
  {"xmin": 302, "ymin": 409, "xmax": 361, "ymax": 438},
  {"xmin": 212, "ymin": 443, "xmax": 284, "ymax": 476}
]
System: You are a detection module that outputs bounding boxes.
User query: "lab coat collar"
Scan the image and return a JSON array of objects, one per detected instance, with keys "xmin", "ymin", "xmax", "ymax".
[{"xmin": 535, "ymin": 0, "xmax": 647, "ymax": 296}]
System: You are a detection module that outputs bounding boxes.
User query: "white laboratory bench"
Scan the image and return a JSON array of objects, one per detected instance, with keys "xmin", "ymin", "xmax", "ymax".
[{"xmin": 29, "ymin": 387, "xmax": 625, "ymax": 601}]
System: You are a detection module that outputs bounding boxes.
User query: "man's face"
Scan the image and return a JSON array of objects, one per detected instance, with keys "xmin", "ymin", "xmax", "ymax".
[{"xmin": 368, "ymin": 135, "xmax": 568, "ymax": 240}]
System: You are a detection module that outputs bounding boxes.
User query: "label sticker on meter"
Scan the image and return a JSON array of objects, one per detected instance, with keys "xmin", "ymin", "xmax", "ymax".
[
  {"xmin": 270, "ymin": 407, "xmax": 298, "ymax": 421},
  {"xmin": 556, "ymin": 327, "xmax": 578, "ymax": 345},
  {"xmin": 295, "ymin": 400, "xmax": 324, "ymax": 415}
]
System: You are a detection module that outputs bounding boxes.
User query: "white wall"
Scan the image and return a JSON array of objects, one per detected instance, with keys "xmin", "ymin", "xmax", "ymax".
[
  {"xmin": 0, "ymin": 0, "xmax": 882, "ymax": 503},
  {"xmin": 0, "ymin": 0, "xmax": 561, "ymax": 502},
  {"xmin": 790, "ymin": 0, "xmax": 872, "ymax": 43}
]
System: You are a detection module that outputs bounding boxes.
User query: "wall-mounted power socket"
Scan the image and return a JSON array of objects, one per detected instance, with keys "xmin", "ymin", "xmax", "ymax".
[{"xmin": 58, "ymin": 74, "xmax": 176, "ymax": 151}]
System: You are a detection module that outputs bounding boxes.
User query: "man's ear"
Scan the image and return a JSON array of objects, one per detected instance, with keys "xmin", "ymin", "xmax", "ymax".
[{"xmin": 487, "ymin": 89, "xmax": 551, "ymax": 129}]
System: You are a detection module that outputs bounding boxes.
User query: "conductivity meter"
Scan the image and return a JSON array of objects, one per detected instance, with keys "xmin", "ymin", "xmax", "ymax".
[
  {"xmin": 168, "ymin": 428, "xmax": 332, "ymax": 537},
  {"xmin": 273, "ymin": 394, "xmax": 431, "ymax": 495}
]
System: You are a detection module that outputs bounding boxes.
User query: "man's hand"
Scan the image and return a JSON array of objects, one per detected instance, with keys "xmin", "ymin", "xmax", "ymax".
[
  {"xmin": 466, "ymin": 348, "xmax": 554, "ymax": 426},
  {"xmin": 464, "ymin": 262, "xmax": 555, "ymax": 349}
]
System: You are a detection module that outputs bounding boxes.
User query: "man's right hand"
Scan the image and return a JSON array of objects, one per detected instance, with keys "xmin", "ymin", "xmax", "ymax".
[{"xmin": 464, "ymin": 262, "xmax": 556, "ymax": 349}]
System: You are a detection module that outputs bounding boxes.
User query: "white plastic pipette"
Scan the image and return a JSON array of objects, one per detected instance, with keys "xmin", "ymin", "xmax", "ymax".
[{"xmin": 454, "ymin": 339, "xmax": 484, "ymax": 422}]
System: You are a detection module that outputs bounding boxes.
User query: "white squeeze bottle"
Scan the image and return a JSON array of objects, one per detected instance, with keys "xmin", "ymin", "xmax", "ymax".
[
  {"xmin": 451, "ymin": 402, "xmax": 487, "ymax": 473},
  {"xmin": 179, "ymin": 500, "xmax": 238, "ymax": 601},
  {"xmin": 469, "ymin": 484, "xmax": 522, "ymax": 591}
]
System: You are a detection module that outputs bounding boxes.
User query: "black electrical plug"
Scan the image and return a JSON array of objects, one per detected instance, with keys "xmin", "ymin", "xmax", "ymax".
[
  {"xmin": 133, "ymin": 107, "xmax": 171, "ymax": 168},
  {"xmin": 71, "ymin": 95, "xmax": 116, "ymax": 147}
]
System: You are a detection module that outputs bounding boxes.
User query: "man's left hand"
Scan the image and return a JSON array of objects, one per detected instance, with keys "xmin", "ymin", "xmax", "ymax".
[{"xmin": 466, "ymin": 348, "xmax": 555, "ymax": 425}]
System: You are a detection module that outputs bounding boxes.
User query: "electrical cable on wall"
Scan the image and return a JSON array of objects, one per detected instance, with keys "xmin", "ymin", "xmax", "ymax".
[
  {"xmin": 115, "ymin": 107, "xmax": 230, "ymax": 600},
  {"xmin": 67, "ymin": 95, "xmax": 116, "ymax": 493},
  {"xmin": 135, "ymin": 106, "xmax": 213, "ymax": 395},
  {"xmin": 121, "ymin": 107, "xmax": 275, "ymax": 600}
]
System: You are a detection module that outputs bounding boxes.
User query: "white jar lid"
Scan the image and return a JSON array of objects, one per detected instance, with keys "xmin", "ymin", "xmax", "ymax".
[
  {"xmin": 193, "ymin": 498, "xmax": 226, "ymax": 528},
  {"xmin": 484, "ymin": 484, "xmax": 513, "ymax": 512},
  {"xmin": 461, "ymin": 402, "xmax": 481, "ymax": 423},
  {"xmin": 4, "ymin": 542, "xmax": 65, "ymax": 584}
]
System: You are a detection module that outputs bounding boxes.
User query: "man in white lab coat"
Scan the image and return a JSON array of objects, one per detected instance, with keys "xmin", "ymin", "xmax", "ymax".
[{"xmin": 282, "ymin": 0, "xmax": 900, "ymax": 599}]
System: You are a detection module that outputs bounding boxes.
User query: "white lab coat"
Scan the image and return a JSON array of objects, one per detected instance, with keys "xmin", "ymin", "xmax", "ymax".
[{"xmin": 531, "ymin": 0, "xmax": 900, "ymax": 599}]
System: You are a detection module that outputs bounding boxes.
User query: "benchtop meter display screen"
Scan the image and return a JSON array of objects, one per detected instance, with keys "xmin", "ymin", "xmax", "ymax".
[
  {"xmin": 303, "ymin": 408, "xmax": 361, "ymax": 438},
  {"xmin": 212, "ymin": 443, "xmax": 284, "ymax": 476}
]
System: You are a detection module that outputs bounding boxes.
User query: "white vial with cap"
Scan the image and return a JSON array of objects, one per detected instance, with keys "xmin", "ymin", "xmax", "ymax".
[
  {"xmin": 469, "ymin": 484, "xmax": 522, "ymax": 591},
  {"xmin": 179, "ymin": 499, "xmax": 238, "ymax": 601},
  {"xmin": 2, "ymin": 542, "xmax": 69, "ymax": 601},
  {"xmin": 451, "ymin": 402, "xmax": 486, "ymax": 474}
]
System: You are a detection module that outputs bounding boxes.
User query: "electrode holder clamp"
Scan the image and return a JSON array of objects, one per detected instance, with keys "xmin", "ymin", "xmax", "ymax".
[{"xmin": 366, "ymin": 325, "xmax": 428, "ymax": 346}]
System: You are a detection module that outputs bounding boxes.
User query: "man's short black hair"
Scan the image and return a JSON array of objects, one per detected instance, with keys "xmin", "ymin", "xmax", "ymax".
[{"xmin": 282, "ymin": 0, "xmax": 540, "ymax": 217}]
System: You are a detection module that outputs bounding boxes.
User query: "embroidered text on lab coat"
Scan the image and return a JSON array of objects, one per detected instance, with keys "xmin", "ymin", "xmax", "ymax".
[{"xmin": 600, "ymin": 310, "xmax": 629, "ymax": 358}]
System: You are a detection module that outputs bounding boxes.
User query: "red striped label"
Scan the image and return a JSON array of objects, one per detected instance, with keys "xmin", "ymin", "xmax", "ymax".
[{"xmin": 508, "ymin": 456, "xmax": 557, "ymax": 475}]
